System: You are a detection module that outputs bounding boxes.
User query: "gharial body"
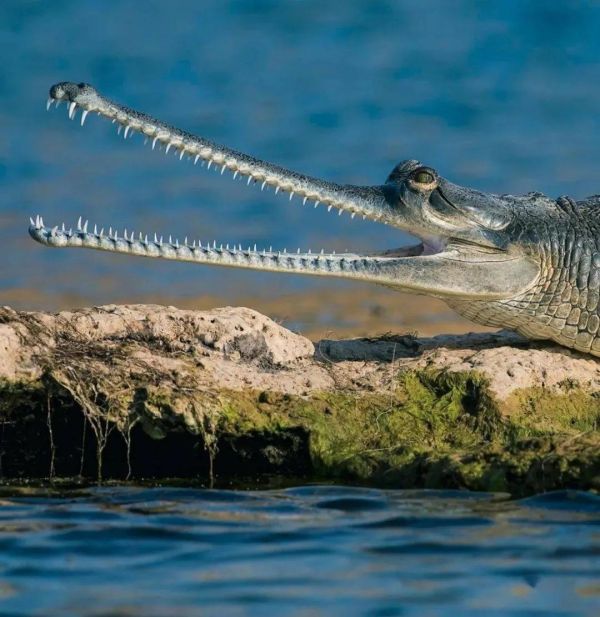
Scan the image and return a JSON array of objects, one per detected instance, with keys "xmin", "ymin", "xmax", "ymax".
[{"xmin": 30, "ymin": 81, "xmax": 600, "ymax": 357}]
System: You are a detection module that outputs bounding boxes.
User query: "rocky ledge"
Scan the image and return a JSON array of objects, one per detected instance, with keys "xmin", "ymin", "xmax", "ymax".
[{"xmin": 0, "ymin": 304, "xmax": 598, "ymax": 495}]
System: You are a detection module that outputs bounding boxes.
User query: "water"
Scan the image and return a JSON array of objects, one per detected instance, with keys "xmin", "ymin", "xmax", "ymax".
[
  {"xmin": 3, "ymin": 0, "xmax": 600, "ymax": 313},
  {"xmin": 0, "ymin": 486, "xmax": 597, "ymax": 616}
]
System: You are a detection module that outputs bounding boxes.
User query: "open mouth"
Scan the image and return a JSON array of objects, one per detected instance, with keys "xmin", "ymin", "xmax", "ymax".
[{"xmin": 30, "ymin": 82, "xmax": 444, "ymax": 274}]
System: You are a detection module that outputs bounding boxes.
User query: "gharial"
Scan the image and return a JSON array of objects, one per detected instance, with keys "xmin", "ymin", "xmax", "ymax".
[{"xmin": 30, "ymin": 81, "xmax": 600, "ymax": 357}]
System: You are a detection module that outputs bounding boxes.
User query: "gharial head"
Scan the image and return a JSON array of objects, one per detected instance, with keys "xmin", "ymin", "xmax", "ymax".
[
  {"xmin": 379, "ymin": 159, "xmax": 522, "ymax": 257},
  {"xmin": 31, "ymin": 81, "xmax": 544, "ymax": 303}
]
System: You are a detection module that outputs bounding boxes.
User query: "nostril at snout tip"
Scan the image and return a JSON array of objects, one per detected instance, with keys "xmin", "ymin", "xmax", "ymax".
[{"xmin": 49, "ymin": 81, "xmax": 93, "ymax": 101}]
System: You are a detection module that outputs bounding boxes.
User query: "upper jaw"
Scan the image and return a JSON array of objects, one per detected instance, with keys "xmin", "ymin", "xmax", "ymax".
[
  {"xmin": 47, "ymin": 81, "xmax": 398, "ymax": 226},
  {"xmin": 44, "ymin": 82, "xmax": 461, "ymax": 262}
]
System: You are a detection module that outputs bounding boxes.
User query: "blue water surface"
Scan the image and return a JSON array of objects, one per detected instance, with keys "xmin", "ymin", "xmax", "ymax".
[
  {"xmin": 2, "ymin": 0, "xmax": 600, "ymax": 306},
  {"xmin": 0, "ymin": 486, "xmax": 598, "ymax": 616}
]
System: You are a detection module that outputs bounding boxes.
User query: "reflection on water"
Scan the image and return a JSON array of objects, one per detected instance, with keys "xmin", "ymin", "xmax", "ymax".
[
  {"xmin": 3, "ymin": 1, "xmax": 600, "ymax": 334},
  {"xmin": 0, "ymin": 486, "xmax": 598, "ymax": 616}
]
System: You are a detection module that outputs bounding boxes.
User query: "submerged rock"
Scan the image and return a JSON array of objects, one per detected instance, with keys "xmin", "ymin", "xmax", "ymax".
[{"xmin": 0, "ymin": 304, "xmax": 598, "ymax": 495}]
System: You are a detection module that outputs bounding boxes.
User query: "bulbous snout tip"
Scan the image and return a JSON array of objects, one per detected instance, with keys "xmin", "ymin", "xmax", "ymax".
[{"xmin": 49, "ymin": 81, "xmax": 96, "ymax": 101}]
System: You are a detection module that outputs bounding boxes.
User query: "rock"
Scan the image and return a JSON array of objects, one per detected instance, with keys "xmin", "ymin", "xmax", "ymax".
[{"xmin": 0, "ymin": 304, "xmax": 598, "ymax": 494}]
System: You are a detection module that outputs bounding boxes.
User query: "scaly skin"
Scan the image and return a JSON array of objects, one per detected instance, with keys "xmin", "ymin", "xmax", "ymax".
[{"xmin": 29, "ymin": 81, "xmax": 600, "ymax": 356}]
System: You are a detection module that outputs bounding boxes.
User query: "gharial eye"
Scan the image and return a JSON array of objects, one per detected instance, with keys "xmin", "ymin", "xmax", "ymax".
[{"xmin": 411, "ymin": 169, "xmax": 435, "ymax": 185}]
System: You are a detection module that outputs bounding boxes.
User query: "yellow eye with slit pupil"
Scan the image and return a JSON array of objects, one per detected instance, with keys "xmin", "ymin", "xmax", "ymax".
[{"xmin": 413, "ymin": 170, "xmax": 434, "ymax": 184}]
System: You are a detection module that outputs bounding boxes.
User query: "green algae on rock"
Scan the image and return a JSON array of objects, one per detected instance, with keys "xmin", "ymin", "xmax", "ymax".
[{"xmin": 0, "ymin": 304, "xmax": 598, "ymax": 495}]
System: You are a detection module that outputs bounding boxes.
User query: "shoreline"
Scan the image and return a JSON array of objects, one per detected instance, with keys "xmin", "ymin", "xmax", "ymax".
[{"xmin": 1, "ymin": 303, "xmax": 598, "ymax": 495}]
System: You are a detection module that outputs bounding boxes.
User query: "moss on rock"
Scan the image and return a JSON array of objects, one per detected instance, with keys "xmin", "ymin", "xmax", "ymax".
[{"xmin": 0, "ymin": 304, "xmax": 598, "ymax": 495}]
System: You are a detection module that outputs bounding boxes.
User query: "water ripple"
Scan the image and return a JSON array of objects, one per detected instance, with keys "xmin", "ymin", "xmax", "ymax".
[{"xmin": 0, "ymin": 485, "xmax": 597, "ymax": 615}]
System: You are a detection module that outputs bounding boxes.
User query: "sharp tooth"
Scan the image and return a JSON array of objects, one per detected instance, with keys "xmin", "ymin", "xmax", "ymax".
[
  {"xmin": 82, "ymin": 220, "xmax": 88, "ymax": 233},
  {"xmin": 124, "ymin": 126, "xmax": 130, "ymax": 139},
  {"xmin": 261, "ymin": 181, "xmax": 267, "ymax": 191},
  {"xmin": 152, "ymin": 137, "xmax": 159, "ymax": 150},
  {"xmin": 51, "ymin": 226, "xmax": 58, "ymax": 236},
  {"xmin": 154, "ymin": 233, "xmax": 158, "ymax": 243},
  {"xmin": 93, "ymin": 224, "xmax": 98, "ymax": 235},
  {"xmin": 233, "ymin": 171, "xmax": 238, "ymax": 180},
  {"xmin": 124, "ymin": 229, "xmax": 128, "ymax": 241},
  {"xmin": 99, "ymin": 228, "xmax": 104, "ymax": 237},
  {"xmin": 194, "ymin": 154, "xmax": 200, "ymax": 165},
  {"xmin": 77, "ymin": 216, "xmax": 82, "ymax": 230},
  {"xmin": 144, "ymin": 137, "xmax": 148, "ymax": 145},
  {"xmin": 184, "ymin": 236, "xmax": 188, "ymax": 245},
  {"xmin": 144, "ymin": 234, "xmax": 148, "ymax": 244},
  {"xmin": 314, "ymin": 201, "xmax": 320, "ymax": 208},
  {"xmin": 253, "ymin": 244, "xmax": 257, "ymax": 252},
  {"xmin": 68, "ymin": 101, "xmax": 77, "ymax": 119},
  {"xmin": 175, "ymin": 239, "xmax": 179, "ymax": 248},
  {"xmin": 247, "ymin": 176, "xmax": 252, "ymax": 185},
  {"xmin": 117, "ymin": 125, "xmax": 122, "ymax": 135},
  {"xmin": 81, "ymin": 109, "xmax": 89, "ymax": 126},
  {"xmin": 46, "ymin": 98, "xmax": 53, "ymax": 111},
  {"xmin": 351, "ymin": 212, "xmax": 356, "ymax": 219},
  {"xmin": 328, "ymin": 205, "xmax": 333, "ymax": 212},
  {"xmin": 338, "ymin": 209, "xmax": 343, "ymax": 216},
  {"xmin": 62, "ymin": 223, "xmax": 65, "ymax": 232},
  {"xmin": 159, "ymin": 236, "xmax": 163, "ymax": 246},
  {"xmin": 207, "ymin": 161, "xmax": 212, "ymax": 170},
  {"xmin": 289, "ymin": 192, "xmax": 294, "ymax": 201},
  {"xmin": 29, "ymin": 216, "xmax": 35, "ymax": 226},
  {"xmin": 180, "ymin": 149, "xmax": 185, "ymax": 160},
  {"xmin": 165, "ymin": 143, "xmax": 172, "ymax": 154},
  {"xmin": 55, "ymin": 100, "xmax": 62, "ymax": 108},
  {"xmin": 275, "ymin": 186, "xmax": 280, "ymax": 195},
  {"xmin": 303, "ymin": 197, "xmax": 307, "ymax": 205},
  {"xmin": 40, "ymin": 216, "xmax": 44, "ymax": 228},
  {"xmin": 221, "ymin": 164, "xmax": 226, "ymax": 174},
  {"xmin": 169, "ymin": 235, "xmax": 172, "ymax": 244},
  {"xmin": 109, "ymin": 227, "xmax": 113, "ymax": 237}
]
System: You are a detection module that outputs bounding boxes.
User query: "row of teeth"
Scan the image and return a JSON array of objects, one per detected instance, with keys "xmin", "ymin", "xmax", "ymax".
[
  {"xmin": 30, "ymin": 215, "xmax": 346, "ymax": 257},
  {"xmin": 46, "ymin": 97, "xmax": 382, "ymax": 223}
]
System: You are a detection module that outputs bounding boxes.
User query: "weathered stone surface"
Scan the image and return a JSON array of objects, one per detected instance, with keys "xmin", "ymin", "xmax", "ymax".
[
  {"xmin": 3, "ymin": 304, "xmax": 598, "ymax": 400},
  {"xmin": 0, "ymin": 304, "xmax": 598, "ymax": 493}
]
